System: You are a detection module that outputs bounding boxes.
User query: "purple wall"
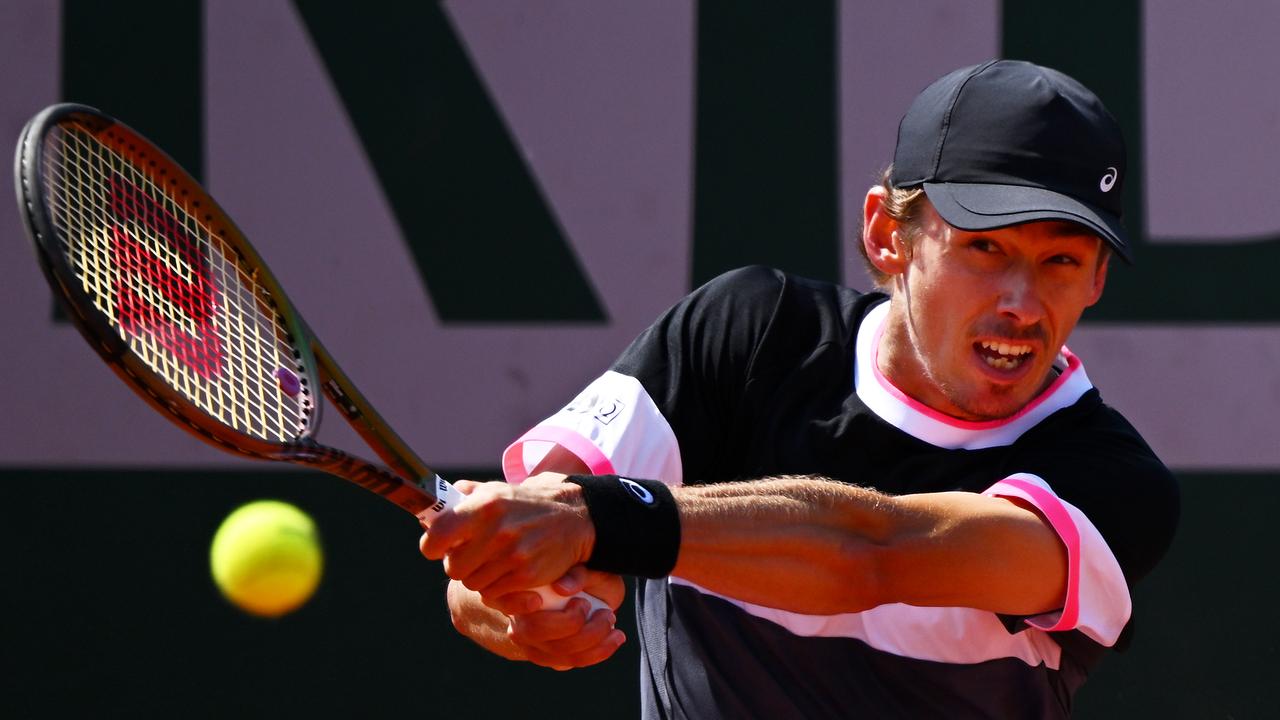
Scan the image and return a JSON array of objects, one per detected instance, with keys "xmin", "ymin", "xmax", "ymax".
[{"xmin": 2, "ymin": 1, "xmax": 1277, "ymax": 470}]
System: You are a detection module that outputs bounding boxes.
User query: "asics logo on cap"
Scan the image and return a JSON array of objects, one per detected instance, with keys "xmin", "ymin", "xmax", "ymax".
[{"xmin": 1099, "ymin": 167, "xmax": 1119, "ymax": 192}]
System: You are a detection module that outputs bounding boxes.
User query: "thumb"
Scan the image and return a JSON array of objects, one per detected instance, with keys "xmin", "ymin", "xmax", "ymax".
[{"xmin": 453, "ymin": 479, "xmax": 483, "ymax": 495}]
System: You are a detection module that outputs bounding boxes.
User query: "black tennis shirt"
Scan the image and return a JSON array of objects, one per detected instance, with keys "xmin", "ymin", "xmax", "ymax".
[{"xmin": 504, "ymin": 266, "xmax": 1179, "ymax": 719}]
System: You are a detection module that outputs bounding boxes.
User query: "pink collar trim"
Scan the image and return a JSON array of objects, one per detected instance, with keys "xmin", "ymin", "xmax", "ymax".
[{"xmin": 853, "ymin": 300, "xmax": 1093, "ymax": 449}]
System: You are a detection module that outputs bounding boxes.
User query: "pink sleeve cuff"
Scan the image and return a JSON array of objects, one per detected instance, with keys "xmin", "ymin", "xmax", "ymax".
[
  {"xmin": 502, "ymin": 425, "xmax": 617, "ymax": 484},
  {"xmin": 984, "ymin": 474, "xmax": 1081, "ymax": 633}
]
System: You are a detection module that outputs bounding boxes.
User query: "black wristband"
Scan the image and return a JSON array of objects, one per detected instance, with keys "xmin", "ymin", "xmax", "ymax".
[{"xmin": 566, "ymin": 474, "xmax": 681, "ymax": 578}]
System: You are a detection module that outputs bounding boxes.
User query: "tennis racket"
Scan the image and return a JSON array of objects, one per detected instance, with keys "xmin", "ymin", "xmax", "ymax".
[{"xmin": 14, "ymin": 103, "xmax": 605, "ymax": 614}]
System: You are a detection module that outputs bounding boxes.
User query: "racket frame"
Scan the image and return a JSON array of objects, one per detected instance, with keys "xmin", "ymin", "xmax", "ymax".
[
  {"xmin": 16, "ymin": 103, "xmax": 609, "ymax": 613},
  {"xmin": 15, "ymin": 103, "xmax": 447, "ymax": 516}
]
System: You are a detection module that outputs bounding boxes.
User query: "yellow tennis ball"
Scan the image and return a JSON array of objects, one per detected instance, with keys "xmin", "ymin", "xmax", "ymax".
[{"xmin": 210, "ymin": 500, "xmax": 323, "ymax": 618}]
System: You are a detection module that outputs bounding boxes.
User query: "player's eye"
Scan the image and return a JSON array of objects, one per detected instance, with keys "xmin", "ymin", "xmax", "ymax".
[{"xmin": 969, "ymin": 238, "xmax": 1000, "ymax": 254}]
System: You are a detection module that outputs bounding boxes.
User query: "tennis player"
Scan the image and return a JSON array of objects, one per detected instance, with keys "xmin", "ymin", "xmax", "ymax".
[{"xmin": 422, "ymin": 60, "xmax": 1180, "ymax": 718}]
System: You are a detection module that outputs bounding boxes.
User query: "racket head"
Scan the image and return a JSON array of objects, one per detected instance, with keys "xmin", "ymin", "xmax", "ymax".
[{"xmin": 15, "ymin": 103, "xmax": 324, "ymax": 460}]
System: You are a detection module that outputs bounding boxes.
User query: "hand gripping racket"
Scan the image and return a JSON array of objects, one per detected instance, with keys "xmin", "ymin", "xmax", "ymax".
[{"xmin": 15, "ymin": 103, "xmax": 605, "ymax": 614}]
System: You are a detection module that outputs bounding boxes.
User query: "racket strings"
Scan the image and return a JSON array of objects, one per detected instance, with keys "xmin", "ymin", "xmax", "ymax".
[{"xmin": 41, "ymin": 122, "xmax": 313, "ymax": 443}]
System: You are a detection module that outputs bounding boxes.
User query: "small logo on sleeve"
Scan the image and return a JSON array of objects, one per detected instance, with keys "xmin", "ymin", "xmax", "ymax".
[
  {"xmin": 564, "ymin": 396, "xmax": 625, "ymax": 425},
  {"xmin": 619, "ymin": 477, "xmax": 655, "ymax": 505}
]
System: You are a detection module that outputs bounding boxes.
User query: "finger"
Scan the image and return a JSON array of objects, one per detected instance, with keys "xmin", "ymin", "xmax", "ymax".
[
  {"xmin": 454, "ymin": 479, "xmax": 483, "ymax": 494},
  {"xmin": 508, "ymin": 603, "xmax": 594, "ymax": 644},
  {"xmin": 523, "ymin": 654, "xmax": 574, "ymax": 672},
  {"xmin": 419, "ymin": 511, "xmax": 467, "ymax": 559},
  {"xmin": 528, "ymin": 604, "xmax": 619, "ymax": 656},
  {"xmin": 423, "ymin": 481, "xmax": 515, "ymax": 557},
  {"xmin": 523, "ymin": 629, "xmax": 626, "ymax": 670},
  {"xmin": 442, "ymin": 530, "xmax": 515, "ymax": 592},
  {"xmin": 481, "ymin": 590, "xmax": 544, "ymax": 616},
  {"xmin": 475, "ymin": 559, "xmax": 567, "ymax": 600},
  {"xmin": 578, "ymin": 569, "xmax": 627, "ymax": 609},
  {"xmin": 441, "ymin": 544, "xmax": 511, "ymax": 592},
  {"xmin": 567, "ymin": 628, "xmax": 627, "ymax": 666},
  {"xmin": 461, "ymin": 535, "xmax": 566, "ymax": 599},
  {"xmin": 419, "ymin": 528, "xmax": 459, "ymax": 562},
  {"xmin": 552, "ymin": 566, "xmax": 587, "ymax": 596}
]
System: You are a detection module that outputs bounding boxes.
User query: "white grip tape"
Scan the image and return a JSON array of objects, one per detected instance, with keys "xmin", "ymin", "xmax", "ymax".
[
  {"xmin": 415, "ymin": 475, "xmax": 612, "ymax": 619},
  {"xmin": 416, "ymin": 474, "xmax": 463, "ymax": 524}
]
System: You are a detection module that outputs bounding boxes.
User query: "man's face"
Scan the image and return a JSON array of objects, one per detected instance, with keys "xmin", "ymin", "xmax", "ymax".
[{"xmin": 878, "ymin": 201, "xmax": 1109, "ymax": 421}]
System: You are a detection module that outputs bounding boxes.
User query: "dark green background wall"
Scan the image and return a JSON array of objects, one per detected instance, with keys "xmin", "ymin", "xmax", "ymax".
[
  {"xmin": 0, "ymin": 469, "xmax": 636, "ymax": 716},
  {"xmin": 3, "ymin": 470, "xmax": 1275, "ymax": 717}
]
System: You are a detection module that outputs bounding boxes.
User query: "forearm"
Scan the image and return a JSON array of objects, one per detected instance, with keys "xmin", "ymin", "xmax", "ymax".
[
  {"xmin": 671, "ymin": 476, "xmax": 909, "ymax": 614},
  {"xmin": 433, "ymin": 468, "xmax": 1065, "ymax": 619},
  {"xmin": 668, "ymin": 476, "xmax": 1066, "ymax": 616}
]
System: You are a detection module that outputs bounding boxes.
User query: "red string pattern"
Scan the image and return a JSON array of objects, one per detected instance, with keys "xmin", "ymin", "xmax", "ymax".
[{"xmin": 109, "ymin": 175, "xmax": 226, "ymax": 380}]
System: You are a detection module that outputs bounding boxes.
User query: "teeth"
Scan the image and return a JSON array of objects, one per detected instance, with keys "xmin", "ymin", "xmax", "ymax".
[
  {"xmin": 983, "ymin": 355, "xmax": 1023, "ymax": 370},
  {"xmin": 980, "ymin": 340, "xmax": 1032, "ymax": 357}
]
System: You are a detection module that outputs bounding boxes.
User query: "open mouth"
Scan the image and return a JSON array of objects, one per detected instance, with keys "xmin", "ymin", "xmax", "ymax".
[{"xmin": 975, "ymin": 340, "xmax": 1033, "ymax": 371}]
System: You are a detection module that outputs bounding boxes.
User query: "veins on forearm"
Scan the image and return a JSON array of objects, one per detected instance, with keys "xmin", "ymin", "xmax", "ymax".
[
  {"xmin": 665, "ymin": 476, "xmax": 918, "ymax": 613},
  {"xmin": 675, "ymin": 475, "xmax": 905, "ymax": 543}
]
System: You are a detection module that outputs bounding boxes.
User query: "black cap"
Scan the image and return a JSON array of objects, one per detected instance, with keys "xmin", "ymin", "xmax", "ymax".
[{"xmin": 890, "ymin": 59, "xmax": 1131, "ymax": 262}]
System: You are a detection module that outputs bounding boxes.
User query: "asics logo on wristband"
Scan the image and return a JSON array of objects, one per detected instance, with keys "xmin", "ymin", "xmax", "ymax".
[{"xmin": 619, "ymin": 477, "xmax": 656, "ymax": 505}]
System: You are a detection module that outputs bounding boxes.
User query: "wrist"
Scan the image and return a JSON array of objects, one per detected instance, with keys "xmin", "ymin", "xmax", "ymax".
[
  {"xmin": 551, "ymin": 480, "xmax": 597, "ymax": 566},
  {"xmin": 565, "ymin": 474, "xmax": 681, "ymax": 578}
]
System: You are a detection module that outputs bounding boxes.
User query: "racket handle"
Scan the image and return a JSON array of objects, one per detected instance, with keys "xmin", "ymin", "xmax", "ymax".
[{"xmin": 418, "ymin": 475, "xmax": 612, "ymax": 617}]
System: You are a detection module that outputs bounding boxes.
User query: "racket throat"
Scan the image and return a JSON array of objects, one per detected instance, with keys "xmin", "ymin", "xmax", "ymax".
[
  {"xmin": 323, "ymin": 378, "xmax": 362, "ymax": 421},
  {"xmin": 289, "ymin": 442, "xmax": 448, "ymax": 517}
]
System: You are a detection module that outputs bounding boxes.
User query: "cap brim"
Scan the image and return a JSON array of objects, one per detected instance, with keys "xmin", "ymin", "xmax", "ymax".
[{"xmin": 923, "ymin": 182, "xmax": 1132, "ymax": 263}]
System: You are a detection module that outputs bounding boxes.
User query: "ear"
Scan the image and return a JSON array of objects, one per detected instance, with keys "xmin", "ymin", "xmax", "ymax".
[
  {"xmin": 862, "ymin": 186, "xmax": 911, "ymax": 277},
  {"xmin": 1085, "ymin": 249, "xmax": 1110, "ymax": 307}
]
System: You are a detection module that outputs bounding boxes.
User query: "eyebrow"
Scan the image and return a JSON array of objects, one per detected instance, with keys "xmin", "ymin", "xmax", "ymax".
[{"xmin": 1046, "ymin": 223, "xmax": 1099, "ymax": 241}]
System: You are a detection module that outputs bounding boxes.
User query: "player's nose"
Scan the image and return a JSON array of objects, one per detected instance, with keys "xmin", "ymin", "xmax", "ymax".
[{"xmin": 994, "ymin": 263, "xmax": 1046, "ymax": 326}]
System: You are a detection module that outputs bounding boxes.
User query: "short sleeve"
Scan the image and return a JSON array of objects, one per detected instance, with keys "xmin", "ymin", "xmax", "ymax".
[
  {"xmin": 503, "ymin": 266, "xmax": 787, "ymax": 486},
  {"xmin": 997, "ymin": 404, "xmax": 1180, "ymax": 646},
  {"xmin": 982, "ymin": 473, "xmax": 1130, "ymax": 646}
]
